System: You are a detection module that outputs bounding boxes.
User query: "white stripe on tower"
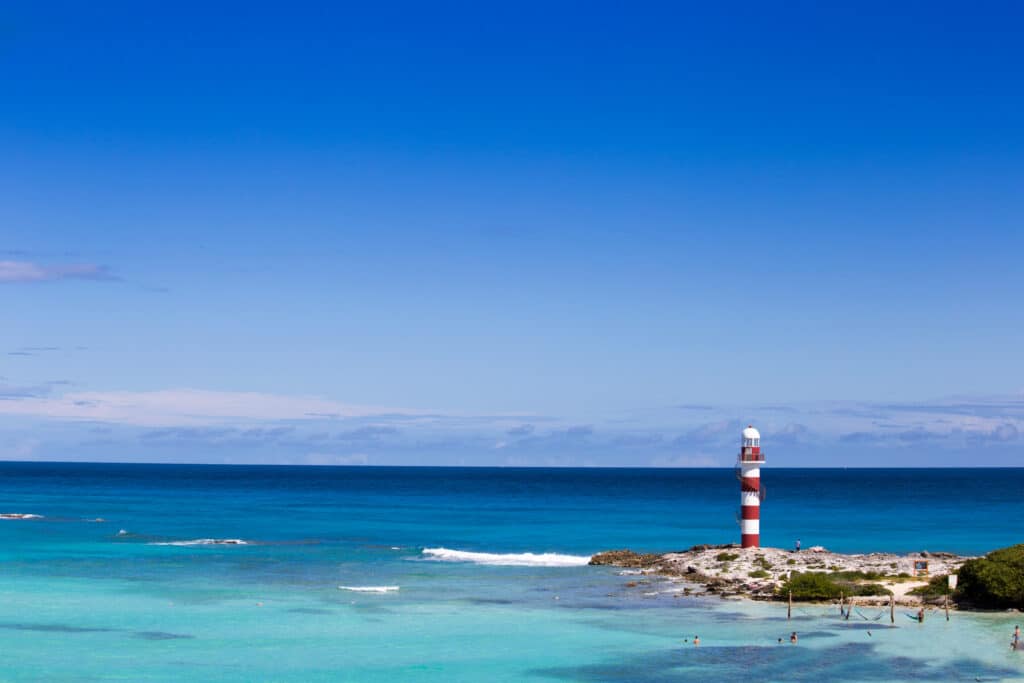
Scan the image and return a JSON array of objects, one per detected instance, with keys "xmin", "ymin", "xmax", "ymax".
[{"xmin": 739, "ymin": 425, "xmax": 764, "ymax": 548}]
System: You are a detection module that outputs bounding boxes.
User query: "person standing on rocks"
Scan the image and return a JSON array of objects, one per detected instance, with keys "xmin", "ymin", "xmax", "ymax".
[{"xmin": 795, "ymin": 539, "xmax": 801, "ymax": 552}]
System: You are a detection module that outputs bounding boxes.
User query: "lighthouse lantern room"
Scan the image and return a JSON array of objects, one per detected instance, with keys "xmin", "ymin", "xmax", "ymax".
[{"xmin": 738, "ymin": 425, "xmax": 765, "ymax": 548}]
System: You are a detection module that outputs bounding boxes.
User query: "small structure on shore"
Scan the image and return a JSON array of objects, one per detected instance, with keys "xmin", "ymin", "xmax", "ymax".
[{"xmin": 738, "ymin": 425, "xmax": 764, "ymax": 548}]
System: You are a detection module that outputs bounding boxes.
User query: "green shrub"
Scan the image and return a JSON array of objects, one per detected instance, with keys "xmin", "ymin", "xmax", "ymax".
[
  {"xmin": 716, "ymin": 552, "xmax": 739, "ymax": 562},
  {"xmin": 830, "ymin": 570, "xmax": 883, "ymax": 581},
  {"xmin": 851, "ymin": 583, "xmax": 892, "ymax": 597},
  {"xmin": 748, "ymin": 569, "xmax": 770, "ymax": 578},
  {"xmin": 753, "ymin": 556, "xmax": 773, "ymax": 570},
  {"xmin": 780, "ymin": 572, "xmax": 843, "ymax": 601},
  {"xmin": 957, "ymin": 544, "xmax": 1024, "ymax": 608},
  {"xmin": 781, "ymin": 572, "xmax": 892, "ymax": 601},
  {"xmin": 786, "ymin": 559, "xmax": 796, "ymax": 565},
  {"xmin": 908, "ymin": 574, "xmax": 951, "ymax": 598}
]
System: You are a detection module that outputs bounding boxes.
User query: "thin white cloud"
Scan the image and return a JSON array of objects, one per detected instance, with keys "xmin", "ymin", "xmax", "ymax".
[
  {"xmin": 650, "ymin": 454, "xmax": 721, "ymax": 467},
  {"xmin": 0, "ymin": 388, "xmax": 430, "ymax": 427},
  {"xmin": 0, "ymin": 260, "xmax": 116, "ymax": 283}
]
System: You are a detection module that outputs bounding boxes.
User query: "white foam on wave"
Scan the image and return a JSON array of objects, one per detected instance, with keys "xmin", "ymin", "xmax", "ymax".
[
  {"xmin": 149, "ymin": 538, "xmax": 249, "ymax": 546},
  {"xmin": 421, "ymin": 547, "xmax": 592, "ymax": 567},
  {"xmin": 0, "ymin": 513, "xmax": 43, "ymax": 520},
  {"xmin": 338, "ymin": 585, "xmax": 400, "ymax": 593}
]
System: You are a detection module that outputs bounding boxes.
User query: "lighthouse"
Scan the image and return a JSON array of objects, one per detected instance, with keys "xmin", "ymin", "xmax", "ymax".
[{"xmin": 738, "ymin": 425, "xmax": 764, "ymax": 548}]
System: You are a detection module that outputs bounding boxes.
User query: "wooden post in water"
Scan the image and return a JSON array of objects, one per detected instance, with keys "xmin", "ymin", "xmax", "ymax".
[
  {"xmin": 839, "ymin": 592, "xmax": 844, "ymax": 616},
  {"xmin": 890, "ymin": 594, "xmax": 895, "ymax": 624},
  {"xmin": 845, "ymin": 596, "xmax": 852, "ymax": 620},
  {"xmin": 945, "ymin": 594, "xmax": 949, "ymax": 621},
  {"xmin": 788, "ymin": 590, "xmax": 792, "ymax": 620}
]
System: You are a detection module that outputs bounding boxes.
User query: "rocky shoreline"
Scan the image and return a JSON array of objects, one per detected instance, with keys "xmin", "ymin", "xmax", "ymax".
[{"xmin": 591, "ymin": 544, "xmax": 969, "ymax": 607}]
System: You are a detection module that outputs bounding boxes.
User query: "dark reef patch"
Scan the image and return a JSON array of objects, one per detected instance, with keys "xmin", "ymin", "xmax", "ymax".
[
  {"xmin": 134, "ymin": 630, "xmax": 194, "ymax": 640},
  {"xmin": 0, "ymin": 622, "xmax": 115, "ymax": 634},
  {"xmin": 531, "ymin": 641, "xmax": 1018, "ymax": 682}
]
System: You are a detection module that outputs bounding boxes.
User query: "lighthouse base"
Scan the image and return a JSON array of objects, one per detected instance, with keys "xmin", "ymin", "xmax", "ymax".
[{"xmin": 741, "ymin": 535, "xmax": 760, "ymax": 548}]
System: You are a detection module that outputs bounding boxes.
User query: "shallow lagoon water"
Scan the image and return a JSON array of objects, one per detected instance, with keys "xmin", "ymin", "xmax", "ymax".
[{"xmin": 1, "ymin": 464, "xmax": 1022, "ymax": 681}]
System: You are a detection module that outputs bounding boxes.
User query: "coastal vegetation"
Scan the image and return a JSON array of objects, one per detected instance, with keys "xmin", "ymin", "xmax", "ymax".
[
  {"xmin": 954, "ymin": 543, "xmax": 1024, "ymax": 609},
  {"xmin": 592, "ymin": 545, "xmax": 965, "ymax": 606},
  {"xmin": 779, "ymin": 571, "xmax": 893, "ymax": 601},
  {"xmin": 907, "ymin": 574, "xmax": 952, "ymax": 599}
]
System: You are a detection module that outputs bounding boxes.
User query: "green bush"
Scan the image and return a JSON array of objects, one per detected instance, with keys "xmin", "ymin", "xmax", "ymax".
[
  {"xmin": 956, "ymin": 544, "xmax": 1024, "ymax": 608},
  {"xmin": 851, "ymin": 583, "xmax": 892, "ymax": 597},
  {"xmin": 908, "ymin": 574, "xmax": 951, "ymax": 598},
  {"xmin": 716, "ymin": 552, "xmax": 739, "ymax": 562},
  {"xmin": 781, "ymin": 572, "xmax": 892, "ymax": 600},
  {"xmin": 780, "ymin": 572, "xmax": 843, "ymax": 601},
  {"xmin": 786, "ymin": 559, "xmax": 796, "ymax": 565},
  {"xmin": 830, "ymin": 569, "xmax": 883, "ymax": 581},
  {"xmin": 748, "ymin": 569, "xmax": 770, "ymax": 578}
]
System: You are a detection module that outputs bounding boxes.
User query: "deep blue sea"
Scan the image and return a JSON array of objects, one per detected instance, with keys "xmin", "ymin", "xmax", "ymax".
[{"xmin": 1, "ymin": 464, "xmax": 1022, "ymax": 681}]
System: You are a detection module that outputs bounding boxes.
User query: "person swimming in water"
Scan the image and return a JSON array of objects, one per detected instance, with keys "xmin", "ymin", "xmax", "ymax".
[
  {"xmin": 790, "ymin": 632, "xmax": 798, "ymax": 644},
  {"xmin": 693, "ymin": 635, "xmax": 700, "ymax": 646}
]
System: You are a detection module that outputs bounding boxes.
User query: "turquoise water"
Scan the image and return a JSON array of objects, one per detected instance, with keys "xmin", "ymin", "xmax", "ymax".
[{"xmin": 1, "ymin": 464, "xmax": 1022, "ymax": 681}]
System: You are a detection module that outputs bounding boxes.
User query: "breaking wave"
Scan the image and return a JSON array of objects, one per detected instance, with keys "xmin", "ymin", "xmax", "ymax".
[
  {"xmin": 148, "ymin": 539, "xmax": 249, "ymax": 546},
  {"xmin": 0, "ymin": 513, "xmax": 43, "ymax": 520},
  {"xmin": 421, "ymin": 547, "xmax": 591, "ymax": 567},
  {"xmin": 338, "ymin": 585, "xmax": 400, "ymax": 593}
]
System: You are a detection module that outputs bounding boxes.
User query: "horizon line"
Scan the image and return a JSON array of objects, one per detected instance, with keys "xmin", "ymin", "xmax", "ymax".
[{"xmin": 1, "ymin": 460, "xmax": 1022, "ymax": 470}]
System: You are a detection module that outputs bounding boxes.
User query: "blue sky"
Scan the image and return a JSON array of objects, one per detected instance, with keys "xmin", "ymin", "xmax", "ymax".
[{"xmin": 2, "ymin": 2, "xmax": 1022, "ymax": 466}]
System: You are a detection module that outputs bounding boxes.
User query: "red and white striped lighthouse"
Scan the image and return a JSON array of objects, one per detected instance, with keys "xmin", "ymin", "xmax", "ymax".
[{"xmin": 738, "ymin": 425, "xmax": 764, "ymax": 548}]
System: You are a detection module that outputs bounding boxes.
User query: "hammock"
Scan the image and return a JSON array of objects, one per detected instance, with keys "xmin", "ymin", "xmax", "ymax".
[{"xmin": 855, "ymin": 608, "xmax": 886, "ymax": 621}]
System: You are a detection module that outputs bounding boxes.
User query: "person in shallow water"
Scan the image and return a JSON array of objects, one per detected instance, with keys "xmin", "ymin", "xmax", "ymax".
[
  {"xmin": 917, "ymin": 608, "xmax": 925, "ymax": 623},
  {"xmin": 693, "ymin": 635, "xmax": 700, "ymax": 646},
  {"xmin": 790, "ymin": 632, "xmax": 798, "ymax": 644}
]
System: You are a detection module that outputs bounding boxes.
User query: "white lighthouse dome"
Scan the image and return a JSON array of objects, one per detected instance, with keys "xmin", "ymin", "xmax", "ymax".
[{"xmin": 742, "ymin": 425, "xmax": 760, "ymax": 440}]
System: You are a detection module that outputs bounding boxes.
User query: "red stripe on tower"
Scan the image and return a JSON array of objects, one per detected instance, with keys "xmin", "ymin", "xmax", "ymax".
[{"xmin": 738, "ymin": 425, "xmax": 764, "ymax": 548}]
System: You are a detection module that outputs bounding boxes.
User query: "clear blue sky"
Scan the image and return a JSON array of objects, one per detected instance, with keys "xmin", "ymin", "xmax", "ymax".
[{"xmin": 2, "ymin": 1, "xmax": 1022, "ymax": 465}]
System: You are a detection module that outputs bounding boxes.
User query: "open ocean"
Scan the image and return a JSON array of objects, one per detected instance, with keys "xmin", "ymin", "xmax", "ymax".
[{"xmin": 1, "ymin": 463, "xmax": 1022, "ymax": 682}]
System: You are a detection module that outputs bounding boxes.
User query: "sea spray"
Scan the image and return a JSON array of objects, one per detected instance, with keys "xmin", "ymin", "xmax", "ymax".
[{"xmin": 422, "ymin": 547, "xmax": 592, "ymax": 567}]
